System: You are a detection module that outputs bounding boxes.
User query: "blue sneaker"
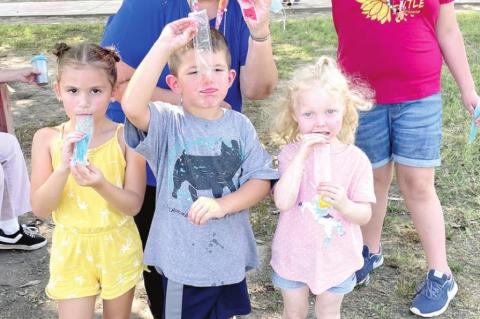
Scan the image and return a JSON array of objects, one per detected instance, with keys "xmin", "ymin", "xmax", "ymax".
[
  {"xmin": 355, "ymin": 245, "xmax": 384, "ymax": 285},
  {"xmin": 410, "ymin": 270, "xmax": 458, "ymax": 317}
]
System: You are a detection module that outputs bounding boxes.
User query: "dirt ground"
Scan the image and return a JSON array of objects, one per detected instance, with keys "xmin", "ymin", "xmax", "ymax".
[{"xmin": 1, "ymin": 9, "xmax": 480, "ymax": 319}]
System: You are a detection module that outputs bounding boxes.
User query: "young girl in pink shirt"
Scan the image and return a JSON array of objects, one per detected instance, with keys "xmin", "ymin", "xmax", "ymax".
[{"xmin": 270, "ymin": 56, "xmax": 375, "ymax": 318}]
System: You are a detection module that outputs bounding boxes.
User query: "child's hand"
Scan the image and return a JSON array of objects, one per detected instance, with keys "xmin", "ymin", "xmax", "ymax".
[
  {"xmin": 158, "ymin": 18, "xmax": 198, "ymax": 54},
  {"xmin": 188, "ymin": 197, "xmax": 226, "ymax": 225},
  {"xmin": 317, "ymin": 182, "xmax": 349, "ymax": 212},
  {"xmin": 60, "ymin": 131, "xmax": 85, "ymax": 171},
  {"xmin": 70, "ymin": 164, "xmax": 105, "ymax": 187},
  {"xmin": 297, "ymin": 133, "xmax": 330, "ymax": 160}
]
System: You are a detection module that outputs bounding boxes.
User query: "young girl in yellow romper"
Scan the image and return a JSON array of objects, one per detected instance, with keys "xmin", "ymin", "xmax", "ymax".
[{"xmin": 31, "ymin": 42, "xmax": 146, "ymax": 319}]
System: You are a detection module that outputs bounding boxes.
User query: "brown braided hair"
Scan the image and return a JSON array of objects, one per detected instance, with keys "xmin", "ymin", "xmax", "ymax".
[{"xmin": 53, "ymin": 42, "xmax": 120, "ymax": 86}]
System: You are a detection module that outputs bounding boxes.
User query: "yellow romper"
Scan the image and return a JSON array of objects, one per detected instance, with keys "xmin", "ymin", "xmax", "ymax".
[{"xmin": 46, "ymin": 124, "xmax": 143, "ymax": 300}]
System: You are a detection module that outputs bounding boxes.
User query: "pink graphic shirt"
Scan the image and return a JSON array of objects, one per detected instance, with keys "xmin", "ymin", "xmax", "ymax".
[
  {"xmin": 333, "ymin": 0, "xmax": 454, "ymax": 104},
  {"xmin": 271, "ymin": 143, "xmax": 376, "ymax": 294}
]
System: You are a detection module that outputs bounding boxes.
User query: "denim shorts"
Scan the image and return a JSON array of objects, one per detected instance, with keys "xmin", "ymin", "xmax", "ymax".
[
  {"xmin": 272, "ymin": 271, "xmax": 356, "ymax": 295},
  {"xmin": 355, "ymin": 93, "xmax": 443, "ymax": 168}
]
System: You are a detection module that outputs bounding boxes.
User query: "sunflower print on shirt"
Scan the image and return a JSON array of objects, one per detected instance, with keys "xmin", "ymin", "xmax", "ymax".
[{"xmin": 356, "ymin": 0, "xmax": 426, "ymax": 24}]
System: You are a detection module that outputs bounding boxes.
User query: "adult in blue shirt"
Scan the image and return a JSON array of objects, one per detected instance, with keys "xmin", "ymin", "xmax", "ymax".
[{"xmin": 100, "ymin": 1, "xmax": 277, "ymax": 318}]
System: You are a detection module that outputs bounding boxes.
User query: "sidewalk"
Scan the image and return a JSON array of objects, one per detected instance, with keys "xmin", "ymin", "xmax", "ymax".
[
  {"xmin": 0, "ymin": 0, "xmax": 330, "ymax": 18},
  {"xmin": 0, "ymin": 0, "xmax": 479, "ymax": 18}
]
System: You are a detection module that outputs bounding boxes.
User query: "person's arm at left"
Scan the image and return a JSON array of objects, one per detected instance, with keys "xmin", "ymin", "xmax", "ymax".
[
  {"xmin": 240, "ymin": 0, "xmax": 278, "ymax": 100},
  {"xmin": 188, "ymin": 179, "xmax": 271, "ymax": 225},
  {"xmin": 0, "ymin": 67, "xmax": 39, "ymax": 84},
  {"xmin": 436, "ymin": 2, "xmax": 479, "ymax": 119}
]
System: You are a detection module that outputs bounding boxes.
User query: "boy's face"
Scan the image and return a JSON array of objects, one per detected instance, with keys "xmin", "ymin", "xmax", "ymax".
[{"xmin": 166, "ymin": 49, "xmax": 236, "ymax": 116}]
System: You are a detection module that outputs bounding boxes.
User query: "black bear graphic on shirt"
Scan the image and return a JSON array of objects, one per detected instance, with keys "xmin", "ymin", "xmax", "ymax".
[{"xmin": 171, "ymin": 140, "xmax": 242, "ymax": 202}]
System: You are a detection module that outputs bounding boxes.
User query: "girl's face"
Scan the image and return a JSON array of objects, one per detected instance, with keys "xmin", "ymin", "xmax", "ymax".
[
  {"xmin": 54, "ymin": 64, "xmax": 114, "ymax": 123},
  {"xmin": 293, "ymin": 86, "xmax": 345, "ymax": 141}
]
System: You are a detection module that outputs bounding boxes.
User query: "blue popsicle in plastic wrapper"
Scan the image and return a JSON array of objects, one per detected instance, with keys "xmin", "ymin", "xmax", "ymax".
[
  {"xmin": 31, "ymin": 54, "xmax": 48, "ymax": 86},
  {"xmin": 468, "ymin": 103, "xmax": 480, "ymax": 144},
  {"xmin": 72, "ymin": 114, "xmax": 93, "ymax": 165}
]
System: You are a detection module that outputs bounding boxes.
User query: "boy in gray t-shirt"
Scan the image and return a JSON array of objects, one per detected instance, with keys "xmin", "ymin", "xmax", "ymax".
[{"xmin": 122, "ymin": 19, "xmax": 278, "ymax": 318}]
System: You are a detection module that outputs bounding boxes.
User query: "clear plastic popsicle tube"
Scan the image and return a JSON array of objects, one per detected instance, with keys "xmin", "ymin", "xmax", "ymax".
[
  {"xmin": 314, "ymin": 144, "xmax": 332, "ymax": 208},
  {"xmin": 188, "ymin": 9, "xmax": 213, "ymax": 76},
  {"xmin": 72, "ymin": 114, "xmax": 93, "ymax": 165}
]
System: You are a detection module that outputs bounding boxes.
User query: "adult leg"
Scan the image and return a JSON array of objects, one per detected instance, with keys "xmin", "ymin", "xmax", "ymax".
[
  {"xmin": 134, "ymin": 185, "xmax": 164, "ymax": 319},
  {"xmin": 355, "ymin": 162, "xmax": 392, "ymax": 284},
  {"xmin": 103, "ymin": 287, "xmax": 135, "ymax": 319},
  {"xmin": 354, "ymin": 103, "xmax": 392, "ymax": 255},
  {"xmin": 395, "ymin": 164, "xmax": 449, "ymax": 274},
  {"xmin": 361, "ymin": 162, "xmax": 394, "ymax": 253},
  {"xmin": 0, "ymin": 164, "xmax": 4, "ymax": 218},
  {"xmin": 314, "ymin": 291, "xmax": 343, "ymax": 319},
  {"xmin": 280, "ymin": 287, "xmax": 310, "ymax": 319},
  {"xmin": 0, "ymin": 133, "xmax": 45, "ymax": 250},
  {"xmin": 0, "ymin": 133, "xmax": 31, "ymax": 221},
  {"xmin": 58, "ymin": 296, "xmax": 96, "ymax": 319}
]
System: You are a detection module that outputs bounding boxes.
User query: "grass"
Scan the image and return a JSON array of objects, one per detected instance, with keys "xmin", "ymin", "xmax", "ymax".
[
  {"xmin": 1, "ymin": 11, "xmax": 479, "ymax": 318},
  {"xmin": 0, "ymin": 23, "xmax": 104, "ymax": 56}
]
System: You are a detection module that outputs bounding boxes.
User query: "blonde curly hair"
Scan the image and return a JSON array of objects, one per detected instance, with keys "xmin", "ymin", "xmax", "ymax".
[{"xmin": 272, "ymin": 56, "xmax": 373, "ymax": 145}]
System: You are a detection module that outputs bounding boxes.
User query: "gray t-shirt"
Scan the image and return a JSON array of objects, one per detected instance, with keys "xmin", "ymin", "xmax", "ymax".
[{"xmin": 124, "ymin": 102, "xmax": 279, "ymax": 287}]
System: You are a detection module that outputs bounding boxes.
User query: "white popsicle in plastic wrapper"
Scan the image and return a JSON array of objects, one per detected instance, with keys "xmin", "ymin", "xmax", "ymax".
[
  {"xmin": 314, "ymin": 144, "xmax": 332, "ymax": 208},
  {"xmin": 188, "ymin": 9, "xmax": 213, "ymax": 76}
]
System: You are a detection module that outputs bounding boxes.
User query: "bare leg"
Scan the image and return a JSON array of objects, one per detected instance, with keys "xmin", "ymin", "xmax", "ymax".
[
  {"xmin": 395, "ymin": 164, "xmax": 450, "ymax": 274},
  {"xmin": 280, "ymin": 286, "xmax": 310, "ymax": 319},
  {"xmin": 103, "ymin": 287, "xmax": 135, "ymax": 319},
  {"xmin": 361, "ymin": 162, "xmax": 394, "ymax": 253},
  {"xmin": 58, "ymin": 296, "xmax": 96, "ymax": 319},
  {"xmin": 314, "ymin": 291, "xmax": 344, "ymax": 319}
]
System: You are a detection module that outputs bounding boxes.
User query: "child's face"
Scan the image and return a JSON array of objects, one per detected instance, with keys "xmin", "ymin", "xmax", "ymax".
[
  {"xmin": 293, "ymin": 86, "xmax": 345, "ymax": 140},
  {"xmin": 54, "ymin": 65, "xmax": 114, "ymax": 123},
  {"xmin": 167, "ymin": 49, "xmax": 235, "ymax": 116}
]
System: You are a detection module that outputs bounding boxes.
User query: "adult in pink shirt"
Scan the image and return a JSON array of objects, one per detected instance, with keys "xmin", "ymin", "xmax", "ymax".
[{"xmin": 332, "ymin": 1, "xmax": 479, "ymax": 317}]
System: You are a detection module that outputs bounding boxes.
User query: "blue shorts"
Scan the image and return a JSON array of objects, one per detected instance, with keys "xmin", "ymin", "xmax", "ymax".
[
  {"xmin": 161, "ymin": 276, "xmax": 251, "ymax": 319},
  {"xmin": 355, "ymin": 93, "xmax": 443, "ymax": 169},
  {"xmin": 272, "ymin": 271, "xmax": 356, "ymax": 295}
]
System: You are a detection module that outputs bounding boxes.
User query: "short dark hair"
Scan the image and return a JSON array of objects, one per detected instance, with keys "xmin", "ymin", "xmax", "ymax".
[{"xmin": 168, "ymin": 28, "xmax": 231, "ymax": 76}]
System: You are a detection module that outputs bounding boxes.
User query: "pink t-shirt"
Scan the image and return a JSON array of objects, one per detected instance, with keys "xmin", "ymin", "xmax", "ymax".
[
  {"xmin": 271, "ymin": 143, "xmax": 376, "ymax": 294},
  {"xmin": 333, "ymin": 0, "xmax": 454, "ymax": 104}
]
